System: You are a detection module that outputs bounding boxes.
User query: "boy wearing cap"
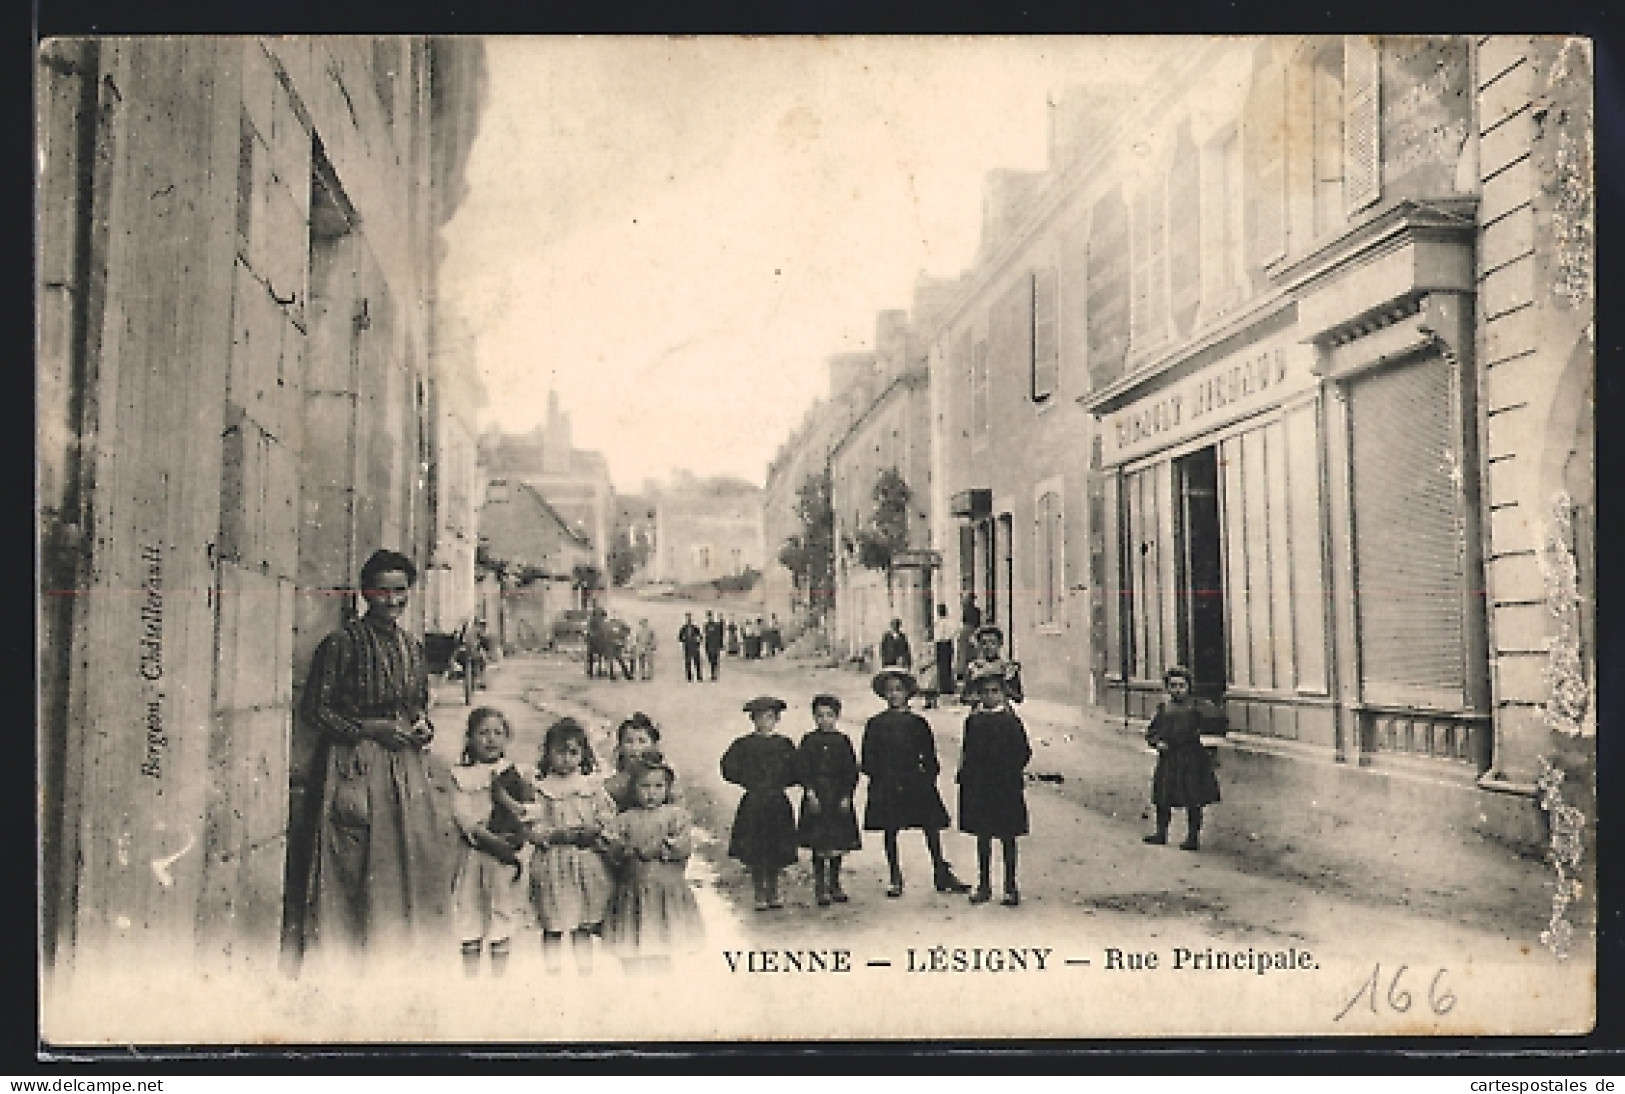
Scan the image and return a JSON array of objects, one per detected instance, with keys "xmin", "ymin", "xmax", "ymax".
[
  {"xmin": 720, "ymin": 696, "xmax": 800, "ymax": 910},
  {"xmin": 960, "ymin": 625, "xmax": 1024, "ymax": 705},
  {"xmin": 860, "ymin": 668, "xmax": 972, "ymax": 898}
]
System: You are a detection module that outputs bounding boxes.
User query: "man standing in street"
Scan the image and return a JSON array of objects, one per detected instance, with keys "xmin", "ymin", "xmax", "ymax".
[
  {"xmin": 679, "ymin": 613, "xmax": 704, "ymax": 683},
  {"xmin": 880, "ymin": 617, "xmax": 912, "ymax": 669},
  {"xmin": 703, "ymin": 610, "xmax": 725, "ymax": 681}
]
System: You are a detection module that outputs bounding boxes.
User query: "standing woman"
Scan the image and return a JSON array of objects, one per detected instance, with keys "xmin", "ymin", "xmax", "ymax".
[
  {"xmin": 859, "ymin": 668, "xmax": 971, "ymax": 898},
  {"xmin": 300, "ymin": 549, "xmax": 461, "ymax": 965}
]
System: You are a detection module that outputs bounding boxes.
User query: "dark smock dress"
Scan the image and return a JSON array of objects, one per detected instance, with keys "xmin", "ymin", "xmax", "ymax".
[
  {"xmin": 721, "ymin": 733, "xmax": 800, "ymax": 868},
  {"xmin": 1146, "ymin": 700, "xmax": 1223, "ymax": 808},
  {"xmin": 794, "ymin": 730, "xmax": 862, "ymax": 853},
  {"xmin": 957, "ymin": 707, "xmax": 1032, "ymax": 837},
  {"xmin": 859, "ymin": 710, "xmax": 952, "ymax": 831},
  {"xmin": 300, "ymin": 614, "xmax": 461, "ymax": 958}
]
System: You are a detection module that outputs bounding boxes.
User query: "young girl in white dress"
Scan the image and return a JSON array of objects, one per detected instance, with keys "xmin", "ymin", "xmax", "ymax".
[
  {"xmin": 603, "ymin": 757, "xmax": 705, "ymax": 975},
  {"xmin": 450, "ymin": 707, "xmax": 527, "ymax": 977},
  {"xmin": 526, "ymin": 717, "xmax": 617, "ymax": 975}
]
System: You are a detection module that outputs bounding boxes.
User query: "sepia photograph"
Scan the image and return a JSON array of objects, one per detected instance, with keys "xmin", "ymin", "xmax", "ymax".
[{"xmin": 35, "ymin": 34, "xmax": 1596, "ymax": 1046}]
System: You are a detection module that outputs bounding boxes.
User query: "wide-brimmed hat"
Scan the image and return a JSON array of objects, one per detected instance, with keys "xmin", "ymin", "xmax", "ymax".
[
  {"xmin": 969, "ymin": 665, "xmax": 1012, "ymax": 691},
  {"xmin": 973, "ymin": 624, "xmax": 1005, "ymax": 643},
  {"xmin": 742, "ymin": 695, "xmax": 788, "ymax": 714},
  {"xmin": 871, "ymin": 667, "xmax": 919, "ymax": 698}
]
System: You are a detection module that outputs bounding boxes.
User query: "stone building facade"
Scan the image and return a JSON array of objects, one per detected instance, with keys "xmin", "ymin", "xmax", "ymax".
[
  {"xmin": 760, "ymin": 35, "xmax": 1593, "ymax": 848},
  {"xmin": 36, "ymin": 37, "xmax": 488, "ymax": 977}
]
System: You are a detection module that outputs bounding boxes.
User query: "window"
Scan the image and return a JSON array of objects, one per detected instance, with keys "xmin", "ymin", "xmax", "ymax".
[
  {"xmin": 1210, "ymin": 125, "xmax": 1244, "ymax": 310},
  {"xmin": 1032, "ymin": 268, "xmax": 1059, "ymax": 401},
  {"xmin": 971, "ymin": 338, "xmax": 990, "ymax": 440},
  {"xmin": 1035, "ymin": 484, "xmax": 1064, "ymax": 628},
  {"xmin": 1343, "ymin": 36, "xmax": 1381, "ymax": 215},
  {"xmin": 954, "ymin": 330, "xmax": 974, "ymax": 439},
  {"xmin": 1243, "ymin": 57, "xmax": 1288, "ymax": 269},
  {"xmin": 1086, "ymin": 186, "xmax": 1131, "ymax": 389},
  {"xmin": 693, "ymin": 544, "xmax": 713, "ymax": 573},
  {"xmin": 1167, "ymin": 122, "xmax": 1202, "ymax": 337},
  {"xmin": 1131, "ymin": 177, "xmax": 1168, "ymax": 351},
  {"xmin": 1312, "ymin": 40, "xmax": 1346, "ymax": 238}
]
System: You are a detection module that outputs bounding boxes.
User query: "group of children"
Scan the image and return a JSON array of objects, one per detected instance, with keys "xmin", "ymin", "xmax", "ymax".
[
  {"xmin": 449, "ymin": 707, "xmax": 703, "ymax": 977},
  {"xmin": 449, "ymin": 624, "xmax": 1224, "ymax": 968},
  {"xmin": 721, "ymin": 653, "xmax": 1035, "ymax": 910}
]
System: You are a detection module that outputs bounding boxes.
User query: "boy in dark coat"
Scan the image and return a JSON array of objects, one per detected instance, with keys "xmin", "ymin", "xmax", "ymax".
[
  {"xmin": 958, "ymin": 668, "xmax": 1032, "ymax": 906},
  {"xmin": 1143, "ymin": 665, "xmax": 1224, "ymax": 851}
]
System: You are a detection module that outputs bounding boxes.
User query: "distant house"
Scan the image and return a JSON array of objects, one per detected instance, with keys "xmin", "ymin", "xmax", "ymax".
[
  {"xmin": 478, "ymin": 478, "xmax": 594, "ymax": 650},
  {"xmin": 650, "ymin": 471, "xmax": 765, "ymax": 588},
  {"xmin": 480, "ymin": 391, "xmax": 615, "ymax": 577}
]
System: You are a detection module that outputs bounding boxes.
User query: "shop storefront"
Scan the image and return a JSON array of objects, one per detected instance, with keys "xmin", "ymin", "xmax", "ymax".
[{"xmin": 1090, "ymin": 201, "xmax": 1490, "ymax": 774}]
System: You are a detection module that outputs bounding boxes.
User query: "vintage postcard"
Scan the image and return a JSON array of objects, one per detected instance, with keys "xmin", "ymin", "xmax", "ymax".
[{"xmin": 36, "ymin": 35, "xmax": 1595, "ymax": 1045}]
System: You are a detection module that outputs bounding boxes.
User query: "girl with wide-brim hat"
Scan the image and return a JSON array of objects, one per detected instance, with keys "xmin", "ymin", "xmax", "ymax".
[{"xmin": 858, "ymin": 669, "xmax": 970, "ymax": 898}]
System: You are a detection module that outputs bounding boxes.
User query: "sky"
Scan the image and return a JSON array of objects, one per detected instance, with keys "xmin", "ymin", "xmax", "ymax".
[{"xmin": 438, "ymin": 37, "xmax": 1164, "ymax": 493}]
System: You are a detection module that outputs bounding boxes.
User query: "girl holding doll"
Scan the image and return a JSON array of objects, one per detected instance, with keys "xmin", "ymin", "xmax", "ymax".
[{"xmin": 449, "ymin": 707, "xmax": 528, "ymax": 976}]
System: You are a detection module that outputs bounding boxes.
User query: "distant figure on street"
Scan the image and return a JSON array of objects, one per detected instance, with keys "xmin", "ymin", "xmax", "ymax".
[
  {"xmin": 703, "ymin": 611, "xmax": 725, "ymax": 681},
  {"xmin": 931, "ymin": 604, "xmax": 954, "ymax": 710},
  {"xmin": 634, "ymin": 618, "xmax": 657, "ymax": 680},
  {"xmin": 742, "ymin": 617, "xmax": 761, "ymax": 660},
  {"xmin": 607, "ymin": 616, "xmax": 634, "ymax": 681},
  {"xmin": 879, "ymin": 618, "xmax": 911, "ymax": 669},
  {"xmin": 956, "ymin": 595, "xmax": 983, "ymax": 694},
  {"xmin": 678, "ymin": 613, "xmax": 704, "ymax": 683},
  {"xmin": 586, "ymin": 604, "xmax": 609, "ymax": 679},
  {"xmin": 726, "ymin": 617, "xmax": 741, "ymax": 657}
]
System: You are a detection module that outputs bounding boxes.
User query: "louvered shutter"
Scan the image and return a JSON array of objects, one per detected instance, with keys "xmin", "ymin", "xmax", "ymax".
[
  {"xmin": 1032, "ymin": 268, "xmax": 1058, "ymax": 401},
  {"xmin": 1168, "ymin": 122, "xmax": 1202, "ymax": 336},
  {"xmin": 1344, "ymin": 36, "xmax": 1381, "ymax": 215},
  {"xmin": 1244, "ymin": 62, "xmax": 1287, "ymax": 267},
  {"xmin": 1348, "ymin": 354, "xmax": 1468, "ymax": 710},
  {"xmin": 1086, "ymin": 187, "xmax": 1131, "ymax": 389}
]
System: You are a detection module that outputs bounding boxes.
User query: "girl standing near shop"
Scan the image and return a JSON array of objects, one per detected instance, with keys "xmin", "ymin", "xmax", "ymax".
[{"xmin": 1143, "ymin": 665, "xmax": 1224, "ymax": 851}]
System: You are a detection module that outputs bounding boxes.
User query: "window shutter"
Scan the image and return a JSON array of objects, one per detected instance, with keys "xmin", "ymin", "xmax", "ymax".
[
  {"xmin": 1032, "ymin": 268, "xmax": 1058, "ymax": 401},
  {"xmin": 1344, "ymin": 35, "xmax": 1381, "ymax": 215},
  {"xmin": 1244, "ymin": 61, "xmax": 1287, "ymax": 267},
  {"xmin": 1348, "ymin": 354, "xmax": 1468, "ymax": 710},
  {"xmin": 1086, "ymin": 187, "xmax": 1131, "ymax": 389},
  {"xmin": 1167, "ymin": 123, "xmax": 1202, "ymax": 337}
]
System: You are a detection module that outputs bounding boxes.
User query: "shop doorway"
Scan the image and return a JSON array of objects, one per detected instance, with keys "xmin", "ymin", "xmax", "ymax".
[{"xmin": 1175, "ymin": 447, "xmax": 1226, "ymax": 698}]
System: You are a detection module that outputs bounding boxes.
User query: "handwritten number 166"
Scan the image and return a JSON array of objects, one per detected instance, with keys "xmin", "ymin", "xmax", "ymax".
[{"xmin": 1334, "ymin": 964, "xmax": 1457, "ymax": 1022}]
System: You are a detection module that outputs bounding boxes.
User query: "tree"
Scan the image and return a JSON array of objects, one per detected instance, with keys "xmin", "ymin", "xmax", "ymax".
[
  {"xmin": 856, "ymin": 467, "xmax": 911, "ymax": 572},
  {"xmin": 778, "ymin": 468, "xmax": 835, "ymax": 622}
]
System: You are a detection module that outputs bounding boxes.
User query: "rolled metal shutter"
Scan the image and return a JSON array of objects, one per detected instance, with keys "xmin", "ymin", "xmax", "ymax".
[{"xmin": 1348, "ymin": 353, "xmax": 1468, "ymax": 710}]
